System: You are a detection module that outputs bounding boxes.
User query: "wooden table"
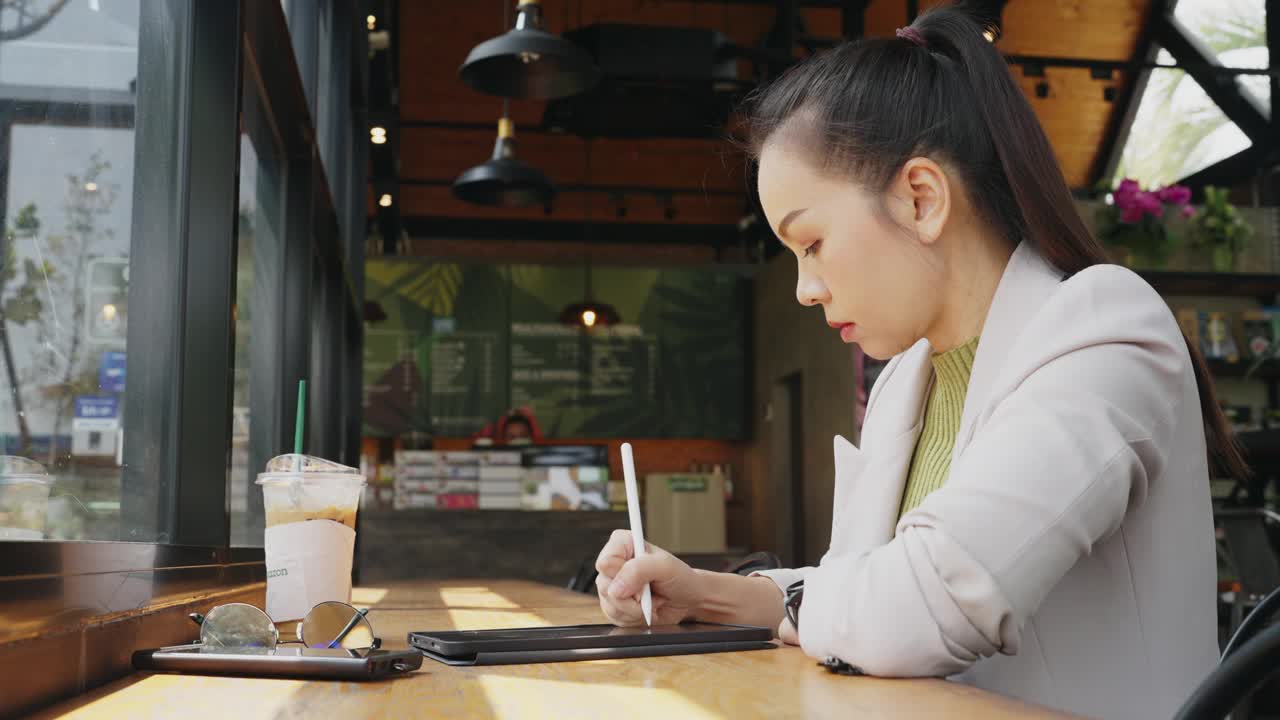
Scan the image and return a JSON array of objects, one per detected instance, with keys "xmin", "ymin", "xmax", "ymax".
[{"xmin": 35, "ymin": 580, "xmax": 1079, "ymax": 719}]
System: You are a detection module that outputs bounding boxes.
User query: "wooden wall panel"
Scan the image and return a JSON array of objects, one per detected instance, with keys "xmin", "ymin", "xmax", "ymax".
[
  {"xmin": 401, "ymin": 184, "xmax": 746, "ymax": 224},
  {"xmin": 400, "ymin": 128, "xmax": 747, "ymax": 191},
  {"xmin": 391, "ymin": 0, "xmax": 1150, "ymax": 224}
]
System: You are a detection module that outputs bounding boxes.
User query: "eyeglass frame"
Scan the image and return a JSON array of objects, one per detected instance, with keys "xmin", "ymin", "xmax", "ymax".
[{"xmin": 189, "ymin": 600, "xmax": 383, "ymax": 650}]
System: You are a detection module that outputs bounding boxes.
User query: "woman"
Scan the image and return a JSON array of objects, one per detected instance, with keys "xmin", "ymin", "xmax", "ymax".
[{"xmin": 593, "ymin": 6, "xmax": 1244, "ymax": 718}]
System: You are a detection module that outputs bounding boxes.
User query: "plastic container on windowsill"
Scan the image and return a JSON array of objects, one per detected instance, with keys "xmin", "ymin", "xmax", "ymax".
[{"xmin": 0, "ymin": 456, "xmax": 52, "ymax": 540}]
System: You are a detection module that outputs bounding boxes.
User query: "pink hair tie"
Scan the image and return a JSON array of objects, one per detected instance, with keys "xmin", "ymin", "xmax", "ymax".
[{"xmin": 896, "ymin": 26, "xmax": 927, "ymax": 48}]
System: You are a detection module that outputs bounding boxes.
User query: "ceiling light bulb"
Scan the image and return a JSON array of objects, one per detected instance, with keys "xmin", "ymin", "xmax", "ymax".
[
  {"xmin": 367, "ymin": 14, "xmax": 376, "ymax": 30},
  {"xmin": 371, "ymin": 134, "xmax": 386, "ymax": 145},
  {"xmin": 101, "ymin": 303, "xmax": 117, "ymax": 321},
  {"xmin": 370, "ymin": 126, "xmax": 386, "ymax": 137},
  {"xmin": 378, "ymin": 193, "xmax": 393, "ymax": 207},
  {"xmin": 85, "ymin": 181, "xmax": 98, "ymax": 192},
  {"xmin": 983, "ymin": 30, "xmax": 995, "ymax": 42},
  {"xmin": 581, "ymin": 309, "xmax": 597, "ymax": 327}
]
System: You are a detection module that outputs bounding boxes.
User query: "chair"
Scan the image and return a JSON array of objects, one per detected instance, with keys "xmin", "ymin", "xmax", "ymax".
[
  {"xmin": 566, "ymin": 556, "xmax": 598, "ymax": 594},
  {"xmin": 1217, "ymin": 509, "xmax": 1280, "ymax": 639},
  {"xmin": 1223, "ymin": 583, "xmax": 1280, "ymax": 660},
  {"xmin": 1174, "ymin": 622, "xmax": 1280, "ymax": 720},
  {"xmin": 723, "ymin": 551, "xmax": 782, "ymax": 576}
]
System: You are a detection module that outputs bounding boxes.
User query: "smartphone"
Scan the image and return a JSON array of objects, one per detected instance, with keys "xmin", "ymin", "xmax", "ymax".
[{"xmin": 133, "ymin": 644, "xmax": 422, "ymax": 680}]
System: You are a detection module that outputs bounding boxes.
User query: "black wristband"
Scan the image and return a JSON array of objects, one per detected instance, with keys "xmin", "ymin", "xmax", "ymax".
[{"xmin": 784, "ymin": 579, "xmax": 804, "ymax": 632}]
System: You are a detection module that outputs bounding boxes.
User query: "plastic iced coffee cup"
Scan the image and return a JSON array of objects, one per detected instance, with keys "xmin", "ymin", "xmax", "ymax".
[
  {"xmin": 256, "ymin": 453, "xmax": 366, "ymax": 622},
  {"xmin": 0, "ymin": 456, "xmax": 52, "ymax": 540}
]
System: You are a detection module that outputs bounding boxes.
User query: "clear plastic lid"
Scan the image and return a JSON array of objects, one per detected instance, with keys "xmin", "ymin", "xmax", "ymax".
[
  {"xmin": 255, "ymin": 454, "xmax": 364, "ymax": 485},
  {"xmin": 0, "ymin": 456, "xmax": 51, "ymax": 483}
]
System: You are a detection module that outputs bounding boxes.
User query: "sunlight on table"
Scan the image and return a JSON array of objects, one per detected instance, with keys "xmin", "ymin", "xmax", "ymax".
[
  {"xmin": 478, "ymin": 675, "xmax": 723, "ymax": 720},
  {"xmin": 446, "ymin": 609, "xmax": 550, "ymax": 630},
  {"xmin": 439, "ymin": 586, "xmax": 520, "ymax": 609},
  {"xmin": 55, "ymin": 674, "xmax": 303, "ymax": 719},
  {"xmin": 349, "ymin": 587, "xmax": 389, "ymax": 605}
]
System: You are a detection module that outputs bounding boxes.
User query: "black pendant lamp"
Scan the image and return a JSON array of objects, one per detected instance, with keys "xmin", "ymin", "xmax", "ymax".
[
  {"xmin": 459, "ymin": 0, "xmax": 600, "ymax": 100},
  {"xmin": 453, "ymin": 115, "xmax": 554, "ymax": 207}
]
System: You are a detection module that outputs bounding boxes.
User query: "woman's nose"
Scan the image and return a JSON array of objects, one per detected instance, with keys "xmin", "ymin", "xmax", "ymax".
[{"xmin": 796, "ymin": 271, "xmax": 828, "ymax": 307}]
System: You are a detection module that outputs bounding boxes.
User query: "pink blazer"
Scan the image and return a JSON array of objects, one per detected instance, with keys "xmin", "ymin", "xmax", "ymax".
[{"xmin": 758, "ymin": 241, "xmax": 1220, "ymax": 719}]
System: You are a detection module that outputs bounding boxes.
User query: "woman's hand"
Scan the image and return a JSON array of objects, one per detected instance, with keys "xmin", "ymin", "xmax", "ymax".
[
  {"xmin": 777, "ymin": 616, "xmax": 799, "ymax": 645},
  {"xmin": 595, "ymin": 529, "xmax": 705, "ymax": 626}
]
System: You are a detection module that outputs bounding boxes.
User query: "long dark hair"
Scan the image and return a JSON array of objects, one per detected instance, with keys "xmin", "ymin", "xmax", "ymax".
[{"xmin": 743, "ymin": 3, "xmax": 1248, "ymax": 481}]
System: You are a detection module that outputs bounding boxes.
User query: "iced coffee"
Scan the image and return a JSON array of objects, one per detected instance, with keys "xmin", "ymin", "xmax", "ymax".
[{"xmin": 256, "ymin": 454, "xmax": 366, "ymax": 621}]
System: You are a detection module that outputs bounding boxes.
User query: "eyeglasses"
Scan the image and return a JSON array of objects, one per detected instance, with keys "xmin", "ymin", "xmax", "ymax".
[{"xmin": 189, "ymin": 601, "xmax": 382, "ymax": 651}]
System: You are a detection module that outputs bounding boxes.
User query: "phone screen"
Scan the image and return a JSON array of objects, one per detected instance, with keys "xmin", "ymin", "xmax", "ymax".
[{"xmin": 158, "ymin": 645, "xmax": 376, "ymax": 659}]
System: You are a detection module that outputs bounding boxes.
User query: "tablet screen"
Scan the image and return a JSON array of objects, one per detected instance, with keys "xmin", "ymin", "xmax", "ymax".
[{"xmin": 437, "ymin": 623, "xmax": 729, "ymax": 640}]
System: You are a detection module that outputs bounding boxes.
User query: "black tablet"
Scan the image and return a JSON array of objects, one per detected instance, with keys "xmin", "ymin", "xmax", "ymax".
[
  {"xmin": 408, "ymin": 622, "xmax": 775, "ymax": 666},
  {"xmin": 133, "ymin": 644, "xmax": 423, "ymax": 680}
]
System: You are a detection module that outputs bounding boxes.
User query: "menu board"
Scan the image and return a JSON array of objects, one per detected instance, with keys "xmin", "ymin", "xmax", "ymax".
[
  {"xmin": 362, "ymin": 260, "xmax": 744, "ymax": 439},
  {"xmin": 426, "ymin": 329, "xmax": 504, "ymax": 435}
]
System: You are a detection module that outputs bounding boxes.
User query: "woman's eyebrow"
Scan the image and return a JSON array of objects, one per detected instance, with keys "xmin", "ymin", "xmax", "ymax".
[{"xmin": 777, "ymin": 207, "xmax": 808, "ymax": 241}]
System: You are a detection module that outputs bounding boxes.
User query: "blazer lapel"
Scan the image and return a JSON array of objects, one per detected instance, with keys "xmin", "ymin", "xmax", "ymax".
[
  {"xmin": 954, "ymin": 242, "xmax": 1066, "ymax": 459},
  {"xmin": 829, "ymin": 341, "xmax": 934, "ymax": 556}
]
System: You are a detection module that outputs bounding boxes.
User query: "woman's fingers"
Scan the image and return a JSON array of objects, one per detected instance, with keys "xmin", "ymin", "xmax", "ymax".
[
  {"xmin": 596, "ymin": 570, "xmax": 645, "ymax": 625},
  {"xmin": 594, "ymin": 529, "xmax": 635, "ymax": 579}
]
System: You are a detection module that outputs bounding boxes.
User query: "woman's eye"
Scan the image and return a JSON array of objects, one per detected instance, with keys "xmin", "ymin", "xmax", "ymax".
[{"xmin": 802, "ymin": 240, "xmax": 822, "ymax": 258}]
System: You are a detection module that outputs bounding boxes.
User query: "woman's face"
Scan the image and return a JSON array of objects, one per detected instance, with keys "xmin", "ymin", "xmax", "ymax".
[{"xmin": 756, "ymin": 139, "xmax": 944, "ymax": 360}]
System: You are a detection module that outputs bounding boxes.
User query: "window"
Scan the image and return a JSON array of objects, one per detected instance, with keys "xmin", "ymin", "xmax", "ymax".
[
  {"xmin": 229, "ymin": 85, "xmax": 285, "ymax": 548},
  {"xmin": 1114, "ymin": 0, "xmax": 1269, "ymax": 187},
  {"xmin": 1175, "ymin": 0, "xmax": 1268, "ymax": 112},
  {"xmin": 1113, "ymin": 50, "xmax": 1252, "ymax": 188},
  {"xmin": 0, "ymin": 0, "xmax": 139, "ymax": 541}
]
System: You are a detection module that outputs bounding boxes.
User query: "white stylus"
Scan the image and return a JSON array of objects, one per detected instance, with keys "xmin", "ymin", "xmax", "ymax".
[{"xmin": 621, "ymin": 442, "xmax": 652, "ymax": 626}]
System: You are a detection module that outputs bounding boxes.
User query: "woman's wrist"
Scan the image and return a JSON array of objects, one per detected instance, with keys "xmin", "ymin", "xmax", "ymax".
[{"xmin": 690, "ymin": 569, "xmax": 786, "ymax": 628}]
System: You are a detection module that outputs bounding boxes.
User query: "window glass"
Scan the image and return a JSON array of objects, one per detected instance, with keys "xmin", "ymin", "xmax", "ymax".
[
  {"xmin": 0, "ymin": 0, "xmax": 139, "ymax": 541},
  {"xmin": 229, "ymin": 86, "xmax": 284, "ymax": 548}
]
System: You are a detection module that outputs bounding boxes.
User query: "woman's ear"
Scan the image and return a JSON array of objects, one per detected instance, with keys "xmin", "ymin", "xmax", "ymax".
[{"xmin": 898, "ymin": 157, "xmax": 951, "ymax": 245}]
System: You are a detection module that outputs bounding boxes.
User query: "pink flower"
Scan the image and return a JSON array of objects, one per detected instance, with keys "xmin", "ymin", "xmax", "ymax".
[
  {"xmin": 1137, "ymin": 191, "xmax": 1164, "ymax": 217},
  {"xmin": 1114, "ymin": 179, "xmax": 1141, "ymax": 209},
  {"xmin": 1158, "ymin": 185, "xmax": 1192, "ymax": 206},
  {"xmin": 1119, "ymin": 204, "xmax": 1145, "ymax": 224},
  {"xmin": 1181, "ymin": 205, "xmax": 1196, "ymax": 219}
]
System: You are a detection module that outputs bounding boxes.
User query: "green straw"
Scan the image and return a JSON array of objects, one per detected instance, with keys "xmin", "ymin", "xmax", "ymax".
[{"xmin": 293, "ymin": 379, "xmax": 307, "ymax": 456}]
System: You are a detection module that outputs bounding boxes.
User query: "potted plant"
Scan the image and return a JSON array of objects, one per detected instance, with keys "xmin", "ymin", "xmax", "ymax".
[
  {"xmin": 1188, "ymin": 185, "xmax": 1254, "ymax": 273},
  {"xmin": 1094, "ymin": 178, "xmax": 1195, "ymax": 268}
]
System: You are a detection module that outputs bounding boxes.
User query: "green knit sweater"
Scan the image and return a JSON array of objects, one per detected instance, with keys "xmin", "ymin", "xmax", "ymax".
[{"xmin": 897, "ymin": 336, "xmax": 980, "ymax": 519}]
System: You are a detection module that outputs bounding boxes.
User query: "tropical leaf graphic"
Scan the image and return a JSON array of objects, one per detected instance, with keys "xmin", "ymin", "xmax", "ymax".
[
  {"xmin": 365, "ymin": 261, "xmax": 417, "ymax": 292},
  {"xmin": 400, "ymin": 262, "xmax": 462, "ymax": 316},
  {"xmin": 366, "ymin": 260, "xmax": 463, "ymax": 317},
  {"xmin": 658, "ymin": 271, "xmax": 746, "ymax": 438},
  {"xmin": 510, "ymin": 264, "xmax": 544, "ymax": 288}
]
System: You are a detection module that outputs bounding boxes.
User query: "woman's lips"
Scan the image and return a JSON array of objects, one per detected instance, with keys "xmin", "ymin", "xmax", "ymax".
[{"xmin": 828, "ymin": 321, "xmax": 857, "ymax": 343}]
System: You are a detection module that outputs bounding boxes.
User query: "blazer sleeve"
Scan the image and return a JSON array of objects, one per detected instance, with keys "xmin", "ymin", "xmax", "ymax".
[
  {"xmin": 751, "ymin": 567, "xmax": 811, "ymax": 599},
  {"xmin": 796, "ymin": 268, "xmax": 1188, "ymax": 676}
]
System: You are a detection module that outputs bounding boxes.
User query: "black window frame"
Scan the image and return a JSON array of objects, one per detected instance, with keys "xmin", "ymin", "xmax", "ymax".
[{"xmin": 0, "ymin": 0, "xmax": 367, "ymax": 677}]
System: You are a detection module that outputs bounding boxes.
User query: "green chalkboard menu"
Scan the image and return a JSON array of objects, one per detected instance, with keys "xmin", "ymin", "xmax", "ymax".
[{"xmin": 362, "ymin": 260, "xmax": 746, "ymax": 439}]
